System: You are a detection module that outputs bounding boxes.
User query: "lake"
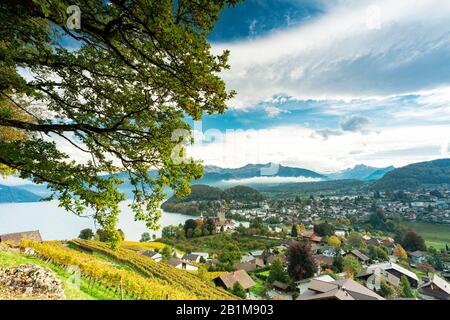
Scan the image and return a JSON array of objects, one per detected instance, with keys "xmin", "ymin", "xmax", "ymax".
[{"xmin": 0, "ymin": 200, "xmax": 200, "ymax": 241}]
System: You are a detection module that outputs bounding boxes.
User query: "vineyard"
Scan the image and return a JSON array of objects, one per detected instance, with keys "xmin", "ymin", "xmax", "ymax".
[
  {"xmin": 69, "ymin": 239, "xmax": 236, "ymax": 300},
  {"xmin": 23, "ymin": 240, "xmax": 235, "ymax": 300}
]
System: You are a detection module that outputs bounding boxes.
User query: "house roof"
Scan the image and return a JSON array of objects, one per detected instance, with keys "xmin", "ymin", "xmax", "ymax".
[
  {"xmin": 0, "ymin": 230, "xmax": 42, "ymax": 244},
  {"xmin": 313, "ymin": 254, "xmax": 334, "ymax": 266},
  {"xmin": 167, "ymin": 257, "xmax": 183, "ymax": 267},
  {"xmin": 182, "ymin": 253, "xmax": 200, "ymax": 262},
  {"xmin": 298, "ymin": 278, "xmax": 384, "ymax": 300},
  {"xmin": 215, "ymin": 270, "xmax": 256, "ymax": 290},
  {"xmin": 408, "ymin": 250, "xmax": 425, "ymax": 258},
  {"xmin": 234, "ymin": 258, "xmax": 265, "ymax": 272},
  {"xmin": 419, "ymin": 274, "xmax": 450, "ymax": 295},
  {"xmin": 272, "ymin": 281, "xmax": 289, "ymax": 291},
  {"xmin": 349, "ymin": 249, "xmax": 370, "ymax": 262},
  {"xmin": 358, "ymin": 262, "xmax": 419, "ymax": 282},
  {"xmin": 141, "ymin": 250, "xmax": 161, "ymax": 258}
]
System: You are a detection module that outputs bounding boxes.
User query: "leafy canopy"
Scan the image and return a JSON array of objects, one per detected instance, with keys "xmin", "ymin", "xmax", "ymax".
[{"xmin": 0, "ymin": 0, "xmax": 239, "ymax": 243}]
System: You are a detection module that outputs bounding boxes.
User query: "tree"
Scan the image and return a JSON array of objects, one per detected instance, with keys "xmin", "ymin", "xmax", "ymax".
[
  {"xmin": 332, "ymin": 249, "xmax": 344, "ymax": 273},
  {"xmin": 230, "ymin": 282, "xmax": 246, "ymax": 299},
  {"xmin": 291, "ymin": 224, "xmax": 298, "ymax": 238},
  {"xmin": 193, "ymin": 228, "xmax": 203, "ymax": 237},
  {"xmin": 268, "ymin": 258, "xmax": 288, "ymax": 284},
  {"xmin": 218, "ymin": 243, "xmax": 241, "ymax": 267},
  {"xmin": 400, "ymin": 275, "xmax": 415, "ymax": 298},
  {"xmin": 342, "ymin": 255, "xmax": 361, "ymax": 277},
  {"xmin": 161, "ymin": 246, "xmax": 172, "ymax": 261},
  {"xmin": 393, "ymin": 244, "xmax": 408, "ymax": 260},
  {"xmin": 402, "ymin": 230, "xmax": 426, "ymax": 252},
  {"xmin": 78, "ymin": 228, "xmax": 94, "ymax": 240},
  {"xmin": 184, "ymin": 219, "xmax": 197, "ymax": 237},
  {"xmin": 0, "ymin": 0, "xmax": 239, "ymax": 246},
  {"xmin": 347, "ymin": 231, "xmax": 364, "ymax": 249},
  {"xmin": 287, "ymin": 242, "xmax": 317, "ymax": 281},
  {"xmin": 140, "ymin": 232, "xmax": 151, "ymax": 242},
  {"xmin": 96, "ymin": 228, "xmax": 125, "ymax": 245},
  {"xmin": 379, "ymin": 280, "xmax": 396, "ymax": 299},
  {"xmin": 328, "ymin": 236, "xmax": 341, "ymax": 248},
  {"xmin": 313, "ymin": 222, "xmax": 335, "ymax": 237}
]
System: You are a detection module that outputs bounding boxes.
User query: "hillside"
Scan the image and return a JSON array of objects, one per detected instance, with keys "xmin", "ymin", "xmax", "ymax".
[
  {"xmin": 372, "ymin": 158, "xmax": 450, "ymax": 190},
  {"xmin": 1, "ymin": 239, "xmax": 236, "ymax": 300},
  {"xmin": 0, "ymin": 184, "xmax": 41, "ymax": 203},
  {"xmin": 257, "ymin": 179, "xmax": 368, "ymax": 196}
]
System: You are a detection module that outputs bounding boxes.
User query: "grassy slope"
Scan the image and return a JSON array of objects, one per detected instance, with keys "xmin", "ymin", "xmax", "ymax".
[
  {"xmin": 0, "ymin": 248, "xmax": 109, "ymax": 300},
  {"xmin": 404, "ymin": 222, "xmax": 450, "ymax": 248}
]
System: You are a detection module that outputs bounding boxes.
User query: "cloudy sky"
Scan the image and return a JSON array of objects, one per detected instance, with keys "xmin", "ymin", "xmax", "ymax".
[{"xmin": 184, "ymin": 0, "xmax": 450, "ymax": 173}]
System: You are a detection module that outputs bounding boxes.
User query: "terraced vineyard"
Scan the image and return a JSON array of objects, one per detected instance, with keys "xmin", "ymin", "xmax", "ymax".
[
  {"xmin": 69, "ymin": 239, "xmax": 236, "ymax": 300},
  {"xmin": 24, "ymin": 240, "xmax": 235, "ymax": 300}
]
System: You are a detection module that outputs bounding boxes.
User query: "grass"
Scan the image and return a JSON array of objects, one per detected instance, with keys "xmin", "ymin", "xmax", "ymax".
[
  {"xmin": 0, "ymin": 247, "xmax": 110, "ymax": 300},
  {"xmin": 249, "ymin": 277, "xmax": 267, "ymax": 297},
  {"xmin": 404, "ymin": 222, "xmax": 450, "ymax": 249}
]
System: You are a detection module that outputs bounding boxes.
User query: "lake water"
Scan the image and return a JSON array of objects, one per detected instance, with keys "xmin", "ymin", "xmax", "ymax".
[{"xmin": 0, "ymin": 200, "xmax": 200, "ymax": 241}]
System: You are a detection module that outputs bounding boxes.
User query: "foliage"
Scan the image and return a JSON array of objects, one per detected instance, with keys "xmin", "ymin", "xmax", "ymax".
[
  {"xmin": 218, "ymin": 243, "xmax": 241, "ymax": 268},
  {"xmin": 287, "ymin": 242, "xmax": 317, "ymax": 281},
  {"xmin": 140, "ymin": 232, "xmax": 151, "ymax": 243},
  {"xmin": 399, "ymin": 275, "xmax": 415, "ymax": 298},
  {"xmin": 79, "ymin": 228, "xmax": 94, "ymax": 240},
  {"xmin": 347, "ymin": 231, "xmax": 364, "ymax": 249},
  {"xmin": 96, "ymin": 229, "xmax": 125, "ymax": 247},
  {"xmin": 332, "ymin": 250, "xmax": 344, "ymax": 273},
  {"xmin": 313, "ymin": 222, "xmax": 335, "ymax": 237},
  {"xmin": 230, "ymin": 282, "xmax": 246, "ymax": 299},
  {"xmin": 393, "ymin": 244, "xmax": 408, "ymax": 260},
  {"xmin": 342, "ymin": 255, "xmax": 361, "ymax": 277},
  {"xmin": 0, "ymin": 0, "xmax": 239, "ymax": 245},
  {"xmin": 367, "ymin": 245, "xmax": 388, "ymax": 261},
  {"xmin": 68, "ymin": 239, "xmax": 236, "ymax": 299},
  {"xmin": 327, "ymin": 236, "xmax": 341, "ymax": 248},
  {"xmin": 379, "ymin": 280, "xmax": 396, "ymax": 299},
  {"xmin": 267, "ymin": 258, "xmax": 288, "ymax": 284},
  {"xmin": 402, "ymin": 230, "xmax": 427, "ymax": 252}
]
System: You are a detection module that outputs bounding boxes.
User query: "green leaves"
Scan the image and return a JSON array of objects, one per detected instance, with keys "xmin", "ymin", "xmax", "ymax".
[{"xmin": 0, "ymin": 0, "xmax": 237, "ymax": 247}]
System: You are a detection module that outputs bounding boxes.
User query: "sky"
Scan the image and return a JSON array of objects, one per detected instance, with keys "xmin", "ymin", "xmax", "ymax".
[
  {"xmin": 184, "ymin": 0, "xmax": 450, "ymax": 172},
  {"xmin": 10, "ymin": 0, "xmax": 450, "ymax": 177}
]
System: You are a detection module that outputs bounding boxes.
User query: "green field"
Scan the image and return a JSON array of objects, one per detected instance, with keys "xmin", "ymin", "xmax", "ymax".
[{"xmin": 404, "ymin": 222, "xmax": 450, "ymax": 249}]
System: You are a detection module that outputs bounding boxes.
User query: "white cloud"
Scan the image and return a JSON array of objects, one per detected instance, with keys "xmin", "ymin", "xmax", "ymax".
[
  {"xmin": 223, "ymin": 176, "xmax": 322, "ymax": 184},
  {"xmin": 264, "ymin": 106, "xmax": 289, "ymax": 118},
  {"xmin": 188, "ymin": 124, "xmax": 450, "ymax": 172},
  {"xmin": 213, "ymin": 0, "xmax": 450, "ymax": 108}
]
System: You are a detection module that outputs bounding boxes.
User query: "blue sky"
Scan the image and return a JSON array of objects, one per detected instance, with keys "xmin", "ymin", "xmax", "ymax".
[
  {"xmin": 185, "ymin": 0, "xmax": 450, "ymax": 172},
  {"xmin": 13, "ymin": 0, "xmax": 450, "ymax": 175}
]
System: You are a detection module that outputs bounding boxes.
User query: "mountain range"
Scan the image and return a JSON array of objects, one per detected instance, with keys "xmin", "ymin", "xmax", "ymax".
[
  {"xmin": 1, "ymin": 158, "xmax": 449, "ymax": 203},
  {"xmin": 0, "ymin": 184, "xmax": 42, "ymax": 203}
]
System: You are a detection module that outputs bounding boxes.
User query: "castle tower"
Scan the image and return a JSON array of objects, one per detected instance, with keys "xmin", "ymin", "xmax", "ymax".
[{"xmin": 218, "ymin": 207, "xmax": 225, "ymax": 222}]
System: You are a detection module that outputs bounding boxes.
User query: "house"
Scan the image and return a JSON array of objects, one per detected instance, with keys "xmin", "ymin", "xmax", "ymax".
[
  {"xmin": 296, "ymin": 274, "xmax": 335, "ymax": 294},
  {"xmin": 357, "ymin": 262, "xmax": 419, "ymax": 288},
  {"xmin": 364, "ymin": 267, "xmax": 400, "ymax": 291},
  {"xmin": 192, "ymin": 252, "xmax": 209, "ymax": 260},
  {"xmin": 313, "ymin": 254, "xmax": 334, "ymax": 273},
  {"xmin": 249, "ymin": 250, "xmax": 264, "ymax": 258},
  {"xmin": 240, "ymin": 254, "xmax": 255, "ymax": 263},
  {"xmin": 272, "ymin": 280, "xmax": 289, "ymax": 292},
  {"xmin": 234, "ymin": 258, "xmax": 265, "ymax": 272},
  {"xmin": 0, "ymin": 230, "xmax": 42, "ymax": 246},
  {"xmin": 182, "ymin": 253, "xmax": 202, "ymax": 263},
  {"xmin": 418, "ymin": 274, "xmax": 450, "ymax": 300},
  {"xmin": 408, "ymin": 250, "xmax": 427, "ymax": 264},
  {"xmin": 345, "ymin": 249, "xmax": 370, "ymax": 264},
  {"xmin": 140, "ymin": 250, "xmax": 162, "ymax": 262},
  {"xmin": 167, "ymin": 257, "xmax": 198, "ymax": 271},
  {"xmin": 213, "ymin": 270, "xmax": 256, "ymax": 292},
  {"xmin": 297, "ymin": 278, "xmax": 384, "ymax": 300}
]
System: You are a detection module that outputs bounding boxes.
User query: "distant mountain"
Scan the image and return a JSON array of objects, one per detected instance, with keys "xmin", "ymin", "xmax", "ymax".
[
  {"xmin": 198, "ymin": 163, "xmax": 326, "ymax": 184},
  {"xmin": 0, "ymin": 184, "xmax": 42, "ymax": 203},
  {"xmin": 372, "ymin": 158, "xmax": 450, "ymax": 190},
  {"xmin": 327, "ymin": 164, "xmax": 395, "ymax": 181}
]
